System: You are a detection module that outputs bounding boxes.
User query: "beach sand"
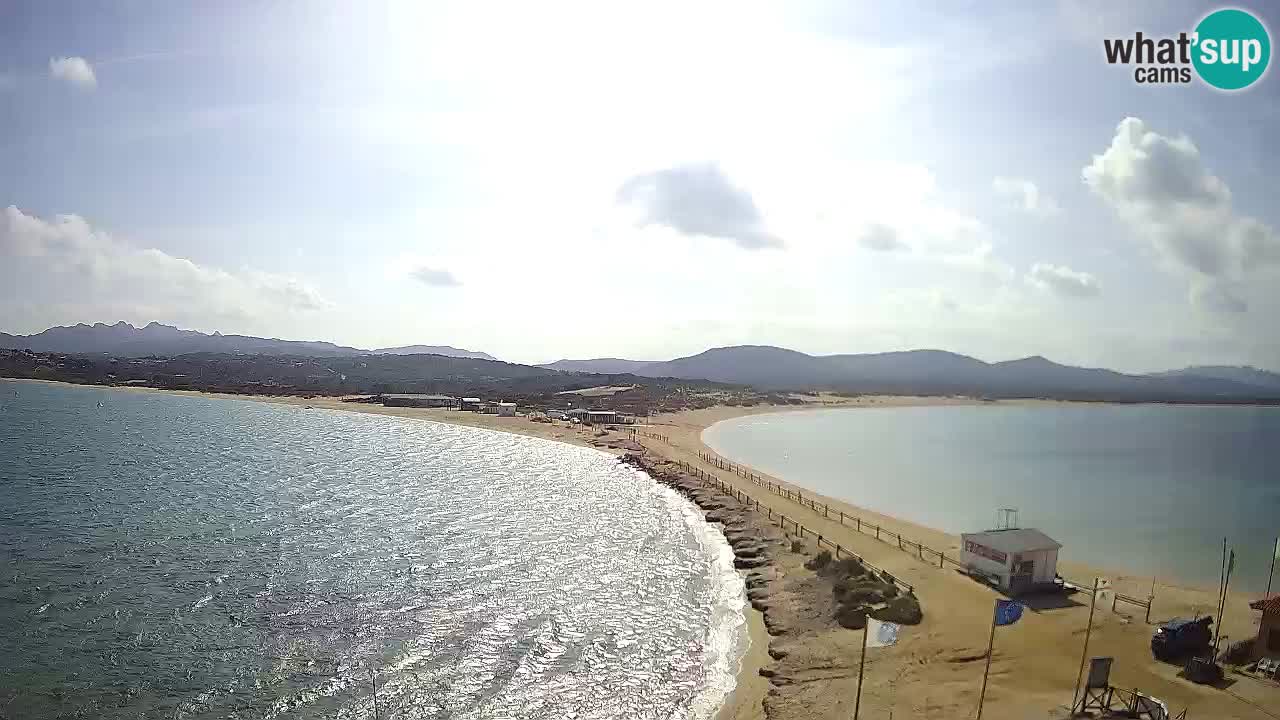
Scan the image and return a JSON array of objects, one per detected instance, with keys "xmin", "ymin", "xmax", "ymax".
[{"xmin": 12, "ymin": 380, "xmax": 1277, "ymax": 719}]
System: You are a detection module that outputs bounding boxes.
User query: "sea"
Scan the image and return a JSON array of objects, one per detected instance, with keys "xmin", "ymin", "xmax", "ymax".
[
  {"xmin": 0, "ymin": 379, "xmax": 748, "ymax": 720},
  {"xmin": 704, "ymin": 404, "xmax": 1280, "ymax": 592}
]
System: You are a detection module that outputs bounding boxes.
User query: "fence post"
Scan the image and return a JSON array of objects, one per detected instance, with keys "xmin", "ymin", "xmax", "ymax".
[
  {"xmin": 857, "ymin": 517, "xmax": 861, "ymax": 532},
  {"xmin": 940, "ymin": 552, "xmax": 945, "ymax": 569},
  {"xmin": 876, "ymin": 525, "xmax": 880, "ymax": 540}
]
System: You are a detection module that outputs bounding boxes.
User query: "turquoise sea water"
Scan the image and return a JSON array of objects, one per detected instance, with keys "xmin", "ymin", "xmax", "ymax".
[
  {"xmin": 704, "ymin": 404, "xmax": 1280, "ymax": 592},
  {"xmin": 0, "ymin": 380, "xmax": 746, "ymax": 719}
]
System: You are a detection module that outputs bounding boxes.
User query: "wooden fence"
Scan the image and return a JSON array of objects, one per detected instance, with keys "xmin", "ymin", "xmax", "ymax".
[
  {"xmin": 634, "ymin": 430, "xmax": 671, "ymax": 445},
  {"xmin": 674, "ymin": 459, "xmax": 915, "ymax": 595},
  {"xmin": 692, "ymin": 450, "xmax": 1156, "ymax": 620}
]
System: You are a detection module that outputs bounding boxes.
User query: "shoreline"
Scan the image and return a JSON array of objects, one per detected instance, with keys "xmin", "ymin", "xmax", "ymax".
[
  {"xmin": 2, "ymin": 377, "xmax": 772, "ymax": 720},
  {"xmin": 8, "ymin": 378, "xmax": 1277, "ymax": 718},
  {"xmin": 693, "ymin": 402, "xmax": 1266, "ymax": 595}
]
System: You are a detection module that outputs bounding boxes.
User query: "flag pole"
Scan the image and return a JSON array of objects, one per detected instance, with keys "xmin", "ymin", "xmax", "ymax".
[
  {"xmin": 1071, "ymin": 577, "xmax": 1100, "ymax": 714},
  {"xmin": 976, "ymin": 600, "xmax": 999, "ymax": 720},
  {"xmin": 854, "ymin": 618, "xmax": 869, "ymax": 720},
  {"xmin": 1267, "ymin": 536, "xmax": 1277, "ymax": 601},
  {"xmin": 1216, "ymin": 538, "xmax": 1227, "ymax": 623},
  {"xmin": 1215, "ymin": 548, "xmax": 1235, "ymax": 654}
]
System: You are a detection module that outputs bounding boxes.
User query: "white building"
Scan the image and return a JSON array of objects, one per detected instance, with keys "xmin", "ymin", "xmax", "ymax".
[
  {"xmin": 960, "ymin": 528, "xmax": 1061, "ymax": 595},
  {"xmin": 496, "ymin": 402, "xmax": 517, "ymax": 417}
]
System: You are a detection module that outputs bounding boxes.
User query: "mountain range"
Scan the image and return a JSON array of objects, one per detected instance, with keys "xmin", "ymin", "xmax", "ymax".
[
  {"xmin": 4, "ymin": 322, "xmax": 1280, "ymax": 401},
  {"xmin": 0, "ymin": 322, "xmax": 494, "ymax": 361},
  {"xmin": 543, "ymin": 346, "xmax": 1280, "ymax": 400}
]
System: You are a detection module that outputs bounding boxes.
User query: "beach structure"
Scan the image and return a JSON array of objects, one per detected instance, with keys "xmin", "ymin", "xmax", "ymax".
[
  {"xmin": 459, "ymin": 397, "xmax": 482, "ymax": 411},
  {"xmin": 586, "ymin": 410, "xmax": 617, "ymax": 425},
  {"xmin": 960, "ymin": 528, "xmax": 1062, "ymax": 595},
  {"xmin": 382, "ymin": 393, "xmax": 456, "ymax": 408},
  {"xmin": 496, "ymin": 402, "xmax": 516, "ymax": 417},
  {"xmin": 1249, "ymin": 595, "xmax": 1280, "ymax": 661}
]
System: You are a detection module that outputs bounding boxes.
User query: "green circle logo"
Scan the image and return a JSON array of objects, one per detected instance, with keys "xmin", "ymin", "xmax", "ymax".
[{"xmin": 1192, "ymin": 8, "xmax": 1271, "ymax": 90}]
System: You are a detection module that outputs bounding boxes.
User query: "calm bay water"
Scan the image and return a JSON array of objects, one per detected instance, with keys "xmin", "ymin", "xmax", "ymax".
[
  {"xmin": 0, "ymin": 380, "xmax": 746, "ymax": 719},
  {"xmin": 704, "ymin": 404, "xmax": 1280, "ymax": 592}
]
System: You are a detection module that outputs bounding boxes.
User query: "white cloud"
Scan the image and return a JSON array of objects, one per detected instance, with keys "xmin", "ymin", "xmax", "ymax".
[
  {"xmin": 1027, "ymin": 263, "xmax": 1100, "ymax": 297},
  {"xmin": 1, "ymin": 206, "xmax": 328, "ymax": 328},
  {"xmin": 856, "ymin": 223, "xmax": 908, "ymax": 252},
  {"xmin": 49, "ymin": 56, "xmax": 97, "ymax": 90},
  {"xmin": 993, "ymin": 176, "xmax": 1059, "ymax": 215},
  {"xmin": 409, "ymin": 266, "xmax": 461, "ymax": 287},
  {"xmin": 1083, "ymin": 117, "xmax": 1280, "ymax": 312},
  {"xmin": 617, "ymin": 163, "xmax": 782, "ymax": 249}
]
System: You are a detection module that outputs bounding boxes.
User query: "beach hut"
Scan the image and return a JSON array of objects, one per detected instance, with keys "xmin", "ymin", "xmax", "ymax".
[
  {"xmin": 960, "ymin": 528, "xmax": 1062, "ymax": 595},
  {"xmin": 496, "ymin": 402, "xmax": 516, "ymax": 417},
  {"xmin": 1249, "ymin": 596, "xmax": 1280, "ymax": 662},
  {"xmin": 382, "ymin": 394, "xmax": 456, "ymax": 408},
  {"xmin": 586, "ymin": 410, "xmax": 617, "ymax": 425},
  {"xmin": 459, "ymin": 397, "xmax": 482, "ymax": 411}
]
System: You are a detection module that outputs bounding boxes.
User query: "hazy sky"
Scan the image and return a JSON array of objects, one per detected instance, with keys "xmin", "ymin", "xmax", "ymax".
[{"xmin": 2, "ymin": 1, "xmax": 1278, "ymax": 370}]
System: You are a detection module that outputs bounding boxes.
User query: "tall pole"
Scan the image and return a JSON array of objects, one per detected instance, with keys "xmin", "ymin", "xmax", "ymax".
[
  {"xmin": 1215, "ymin": 549, "xmax": 1235, "ymax": 654},
  {"xmin": 854, "ymin": 619, "xmax": 869, "ymax": 720},
  {"xmin": 1267, "ymin": 537, "xmax": 1277, "ymax": 601},
  {"xmin": 976, "ymin": 601, "xmax": 999, "ymax": 720},
  {"xmin": 1216, "ymin": 538, "xmax": 1227, "ymax": 624},
  {"xmin": 1071, "ymin": 578, "xmax": 1100, "ymax": 714}
]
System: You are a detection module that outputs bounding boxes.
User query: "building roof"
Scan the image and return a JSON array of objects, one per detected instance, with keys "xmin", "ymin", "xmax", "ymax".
[
  {"xmin": 461, "ymin": 397, "xmax": 481, "ymax": 402},
  {"xmin": 963, "ymin": 528, "xmax": 1062, "ymax": 553},
  {"xmin": 384, "ymin": 394, "xmax": 455, "ymax": 400},
  {"xmin": 1251, "ymin": 596, "xmax": 1280, "ymax": 614},
  {"xmin": 497, "ymin": 402, "xmax": 516, "ymax": 407},
  {"xmin": 587, "ymin": 410, "xmax": 616, "ymax": 415}
]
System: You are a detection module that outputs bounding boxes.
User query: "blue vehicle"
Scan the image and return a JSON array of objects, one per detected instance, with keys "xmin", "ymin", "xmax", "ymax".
[{"xmin": 1151, "ymin": 616, "xmax": 1213, "ymax": 662}]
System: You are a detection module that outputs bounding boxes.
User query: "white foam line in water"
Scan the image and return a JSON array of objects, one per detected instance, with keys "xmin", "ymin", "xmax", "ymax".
[{"xmin": 644, "ymin": 469, "xmax": 750, "ymax": 720}]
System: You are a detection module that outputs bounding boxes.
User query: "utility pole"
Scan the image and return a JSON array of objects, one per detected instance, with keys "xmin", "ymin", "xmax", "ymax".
[{"xmin": 1071, "ymin": 578, "xmax": 1100, "ymax": 714}]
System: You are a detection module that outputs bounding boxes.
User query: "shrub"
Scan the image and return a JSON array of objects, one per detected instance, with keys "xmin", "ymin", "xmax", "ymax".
[
  {"xmin": 871, "ymin": 595, "xmax": 923, "ymax": 625},
  {"xmin": 804, "ymin": 550, "xmax": 833, "ymax": 571},
  {"xmin": 835, "ymin": 604, "xmax": 868, "ymax": 629}
]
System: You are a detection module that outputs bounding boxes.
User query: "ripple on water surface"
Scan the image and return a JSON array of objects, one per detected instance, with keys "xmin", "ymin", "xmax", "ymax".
[{"xmin": 0, "ymin": 380, "xmax": 748, "ymax": 719}]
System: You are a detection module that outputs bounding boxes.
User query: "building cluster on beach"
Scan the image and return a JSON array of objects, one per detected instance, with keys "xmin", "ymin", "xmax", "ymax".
[{"xmin": 378, "ymin": 393, "xmax": 636, "ymax": 425}]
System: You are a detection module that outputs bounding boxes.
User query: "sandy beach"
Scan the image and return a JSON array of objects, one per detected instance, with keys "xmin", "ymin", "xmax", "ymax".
[{"xmin": 10, "ymin": 379, "xmax": 1277, "ymax": 719}]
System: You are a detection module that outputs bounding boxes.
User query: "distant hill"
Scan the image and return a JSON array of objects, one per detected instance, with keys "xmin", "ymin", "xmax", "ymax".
[
  {"xmin": 0, "ymin": 322, "xmax": 364, "ymax": 357},
  {"xmin": 6, "ymin": 322, "xmax": 1279, "ymax": 402},
  {"xmin": 546, "ymin": 345, "xmax": 1280, "ymax": 401},
  {"xmin": 1150, "ymin": 365, "xmax": 1280, "ymax": 390},
  {"xmin": 540, "ymin": 358, "xmax": 663, "ymax": 374},
  {"xmin": 0, "ymin": 322, "xmax": 499, "ymax": 361},
  {"xmin": 371, "ymin": 345, "xmax": 497, "ymax": 361}
]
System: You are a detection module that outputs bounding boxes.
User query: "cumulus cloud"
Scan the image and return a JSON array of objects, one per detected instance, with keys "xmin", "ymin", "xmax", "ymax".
[
  {"xmin": 1083, "ymin": 117, "xmax": 1280, "ymax": 311},
  {"xmin": 409, "ymin": 266, "xmax": 461, "ymax": 287},
  {"xmin": 49, "ymin": 56, "xmax": 97, "ymax": 89},
  {"xmin": 993, "ymin": 176, "xmax": 1060, "ymax": 215},
  {"xmin": 617, "ymin": 163, "xmax": 782, "ymax": 249},
  {"xmin": 1027, "ymin": 263, "xmax": 1100, "ymax": 297},
  {"xmin": 1, "ymin": 206, "xmax": 328, "ymax": 326},
  {"xmin": 856, "ymin": 223, "xmax": 908, "ymax": 252}
]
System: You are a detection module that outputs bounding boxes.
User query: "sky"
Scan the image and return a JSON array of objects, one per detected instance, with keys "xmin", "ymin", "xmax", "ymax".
[{"xmin": 2, "ymin": 0, "xmax": 1279, "ymax": 371}]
